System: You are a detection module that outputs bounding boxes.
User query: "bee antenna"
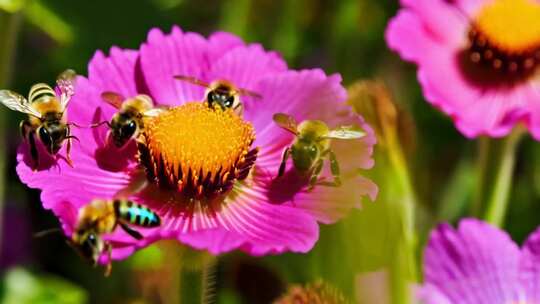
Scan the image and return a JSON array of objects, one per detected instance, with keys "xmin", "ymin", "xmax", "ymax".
[
  {"xmin": 67, "ymin": 122, "xmax": 84, "ymax": 128},
  {"xmin": 91, "ymin": 121, "xmax": 111, "ymax": 128},
  {"xmin": 69, "ymin": 121, "xmax": 111, "ymax": 129},
  {"xmin": 33, "ymin": 227, "xmax": 63, "ymax": 238},
  {"xmin": 66, "ymin": 135, "xmax": 80, "ymax": 142}
]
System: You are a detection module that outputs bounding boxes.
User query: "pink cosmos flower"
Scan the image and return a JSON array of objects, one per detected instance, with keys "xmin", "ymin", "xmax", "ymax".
[
  {"xmin": 419, "ymin": 218, "xmax": 540, "ymax": 303},
  {"xmin": 16, "ymin": 26, "xmax": 377, "ymax": 259},
  {"xmin": 386, "ymin": 0, "xmax": 540, "ymax": 139}
]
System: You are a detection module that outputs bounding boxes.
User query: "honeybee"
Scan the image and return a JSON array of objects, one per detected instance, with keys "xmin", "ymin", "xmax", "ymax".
[
  {"xmin": 100, "ymin": 92, "xmax": 165, "ymax": 148},
  {"xmin": 0, "ymin": 69, "xmax": 77, "ymax": 170},
  {"xmin": 174, "ymin": 75, "xmax": 261, "ymax": 116},
  {"xmin": 71, "ymin": 198, "xmax": 161, "ymax": 276},
  {"xmin": 273, "ymin": 113, "xmax": 366, "ymax": 189}
]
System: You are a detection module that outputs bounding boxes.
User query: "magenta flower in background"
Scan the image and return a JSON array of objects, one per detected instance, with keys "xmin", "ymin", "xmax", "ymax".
[
  {"xmin": 420, "ymin": 218, "xmax": 540, "ymax": 303},
  {"xmin": 16, "ymin": 27, "xmax": 377, "ymax": 259},
  {"xmin": 386, "ymin": 0, "xmax": 540, "ymax": 139}
]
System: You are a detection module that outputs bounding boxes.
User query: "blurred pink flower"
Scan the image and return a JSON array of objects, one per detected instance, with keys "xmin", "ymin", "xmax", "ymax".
[
  {"xmin": 386, "ymin": 0, "xmax": 540, "ymax": 139},
  {"xmin": 16, "ymin": 27, "xmax": 377, "ymax": 259},
  {"xmin": 419, "ymin": 218, "xmax": 540, "ymax": 303}
]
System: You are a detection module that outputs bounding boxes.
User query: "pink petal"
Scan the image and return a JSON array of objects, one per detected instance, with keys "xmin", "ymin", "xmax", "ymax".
[
  {"xmin": 420, "ymin": 219, "xmax": 520, "ymax": 304},
  {"xmin": 139, "ymin": 26, "xmax": 209, "ymax": 106},
  {"xmin": 88, "ymin": 47, "xmax": 141, "ymax": 100},
  {"xmin": 207, "ymin": 31, "xmax": 245, "ymax": 62},
  {"xmin": 399, "ymin": 0, "xmax": 467, "ymax": 45},
  {"xmin": 454, "ymin": 0, "xmax": 487, "ymax": 16},
  {"xmin": 207, "ymin": 43, "xmax": 287, "ymax": 95},
  {"xmin": 417, "ymin": 285, "xmax": 453, "ymax": 304},
  {"xmin": 217, "ymin": 173, "xmax": 320, "ymax": 255},
  {"xmin": 523, "ymin": 84, "xmax": 540, "ymax": 140},
  {"xmin": 178, "ymin": 228, "xmax": 247, "ymax": 255},
  {"xmin": 520, "ymin": 226, "xmax": 540, "ymax": 301}
]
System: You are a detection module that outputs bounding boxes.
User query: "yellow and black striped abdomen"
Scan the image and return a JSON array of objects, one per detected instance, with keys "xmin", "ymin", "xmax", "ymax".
[
  {"xmin": 29, "ymin": 83, "xmax": 56, "ymax": 103},
  {"xmin": 114, "ymin": 199, "xmax": 161, "ymax": 227}
]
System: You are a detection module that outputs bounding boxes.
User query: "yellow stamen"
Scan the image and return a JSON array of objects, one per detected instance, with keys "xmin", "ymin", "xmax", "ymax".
[
  {"xmin": 474, "ymin": 0, "xmax": 540, "ymax": 53},
  {"xmin": 139, "ymin": 102, "xmax": 257, "ymax": 200}
]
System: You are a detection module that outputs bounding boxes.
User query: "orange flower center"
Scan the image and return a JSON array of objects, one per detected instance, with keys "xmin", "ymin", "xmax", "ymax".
[
  {"xmin": 467, "ymin": 0, "xmax": 540, "ymax": 75},
  {"xmin": 475, "ymin": 0, "xmax": 540, "ymax": 53},
  {"xmin": 138, "ymin": 102, "xmax": 258, "ymax": 200}
]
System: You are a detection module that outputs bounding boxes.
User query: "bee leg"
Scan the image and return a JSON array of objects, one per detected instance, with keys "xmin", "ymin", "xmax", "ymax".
[
  {"xmin": 328, "ymin": 150, "xmax": 341, "ymax": 187},
  {"xmin": 20, "ymin": 121, "xmax": 39, "ymax": 171},
  {"xmin": 278, "ymin": 147, "xmax": 291, "ymax": 177},
  {"xmin": 119, "ymin": 222, "xmax": 143, "ymax": 240},
  {"xmin": 104, "ymin": 242, "xmax": 113, "ymax": 277},
  {"xmin": 65, "ymin": 126, "xmax": 74, "ymax": 168},
  {"xmin": 308, "ymin": 159, "xmax": 324, "ymax": 191}
]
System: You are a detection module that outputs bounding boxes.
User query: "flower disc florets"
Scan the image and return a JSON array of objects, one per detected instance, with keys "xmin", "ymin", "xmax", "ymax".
[
  {"xmin": 468, "ymin": 0, "xmax": 540, "ymax": 76},
  {"xmin": 139, "ymin": 102, "xmax": 257, "ymax": 201}
]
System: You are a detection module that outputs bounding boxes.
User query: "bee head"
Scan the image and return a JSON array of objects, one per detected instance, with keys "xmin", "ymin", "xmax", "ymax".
[
  {"xmin": 207, "ymin": 84, "xmax": 237, "ymax": 110},
  {"xmin": 73, "ymin": 230, "xmax": 104, "ymax": 265},
  {"xmin": 110, "ymin": 113, "xmax": 138, "ymax": 148},
  {"xmin": 38, "ymin": 121, "xmax": 68, "ymax": 154},
  {"xmin": 291, "ymin": 142, "xmax": 320, "ymax": 172}
]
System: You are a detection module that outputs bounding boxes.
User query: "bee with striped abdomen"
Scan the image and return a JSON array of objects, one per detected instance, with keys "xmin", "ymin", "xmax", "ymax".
[
  {"xmin": 0, "ymin": 69, "xmax": 77, "ymax": 170},
  {"xmin": 273, "ymin": 113, "xmax": 366, "ymax": 190},
  {"xmin": 174, "ymin": 75, "xmax": 261, "ymax": 116},
  {"xmin": 100, "ymin": 92, "xmax": 165, "ymax": 149},
  {"xmin": 71, "ymin": 198, "xmax": 161, "ymax": 276}
]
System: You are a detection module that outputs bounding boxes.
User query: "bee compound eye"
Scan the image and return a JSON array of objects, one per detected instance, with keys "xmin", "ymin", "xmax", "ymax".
[
  {"xmin": 122, "ymin": 120, "xmax": 137, "ymax": 135},
  {"xmin": 207, "ymin": 92, "xmax": 216, "ymax": 106},
  {"xmin": 224, "ymin": 96, "xmax": 235, "ymax": 108},
  {"xmin": 87, "ymin": 234, "xmax": 97, "ymax": 245},
  {"xmin": 38, "ymin": 127, "xmax": 51, "ymax": 145}
]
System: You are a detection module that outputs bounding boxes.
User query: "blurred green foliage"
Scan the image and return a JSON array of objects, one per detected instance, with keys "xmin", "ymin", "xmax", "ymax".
[
  {"xmin": 1, "ymin": 268, "xmax": 87, "ymax": 304},
  {"xmin": 1, "ymin": 0, "xmax": 539, "ymax": 303}
]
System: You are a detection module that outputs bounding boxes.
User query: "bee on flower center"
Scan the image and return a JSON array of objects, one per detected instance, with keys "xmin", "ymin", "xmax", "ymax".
[
  {"xmin": 100, "ymin": 92, "xmax": 166, "ymax": 149},
  {"xmin": 71, "ymin": 198, "xmax": 161, "ymax": 276},
  {"xmin": 174, "ymin": 75, "xmax": 261, "ymax": 116},
  {"xmin": 273, "ymin": 113, "xmax": 366, "ymax": 190},
  {"xmin": 0, "ymin": 69, "xmax": 77, "ymax": 170}
]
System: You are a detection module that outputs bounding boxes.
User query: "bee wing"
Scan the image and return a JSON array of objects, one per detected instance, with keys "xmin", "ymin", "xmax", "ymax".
[
  {"xmin": 135, "ymin": 94, "xmax": 154, "ymax": 107},
  {"xmin": 325, "ymin": 126, "xmax": 366, "ymax": 140},
  {"xmin": 273, "ymin": 113, "xmax": 298, "ymax": 135},
  {"xmin": 174, "ymin": 75, "xmax": 210, "ymax": 88},
  {"xmin": 236, "ymin": 87, "xmax": 262, "ymax": 99},
  {"xmin": 101, "ymin": 91, "xmax": 125, "ymax": 109},
  {"xmin": 0, "ymin": 90, "xmax": 42, "ymax": 118},
  {"xmin": 143, "ymin": 107, "xmax": 167, "ymax": 117},
  {"xmin": 56, "ymin": 69, "xmax": 77, "ymax": 110}
]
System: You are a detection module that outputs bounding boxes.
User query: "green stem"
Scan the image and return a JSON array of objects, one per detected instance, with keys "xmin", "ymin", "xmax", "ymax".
[
  {"xmin": 178, "ymin": 253, "xmax": 217, "ymax": 304},
  {"xmin": 0, "ymin": 9, "xmax": 21, "ymax": 251},
  {"xmin": 387, "ymin": 142, "xmax": 417, "ymax": 304},
  {"xmin": 471, "ymin": 136, "xmax": 489, "ymax": 217},
  {"xmin": 200, "ymin": 258, "xmax": 217, "ymax": 304},
  {"xmin": 482, "ymin": 128, "xmax": 524, "ymax": 227}
]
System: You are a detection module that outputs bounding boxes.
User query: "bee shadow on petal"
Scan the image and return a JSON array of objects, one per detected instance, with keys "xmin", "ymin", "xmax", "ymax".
[
  {"xmin": 18, "ymin": 141, "xmax": 59, "ymax": 171},
  {"xmin": 91, "ymin": 107, "xmax": 137, "ymax": 172},
  {"xmin": 265, "ymin": 167, "xmax": 309, "ymax": 205}
]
